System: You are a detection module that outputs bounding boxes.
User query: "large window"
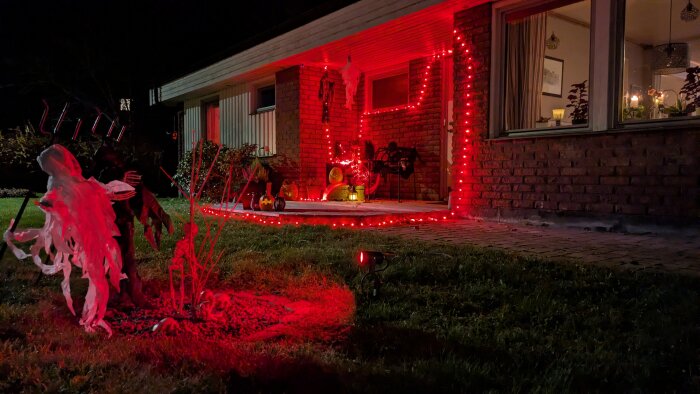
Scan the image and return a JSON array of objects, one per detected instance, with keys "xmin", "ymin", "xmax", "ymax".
[
  {"xmin": 501, "ymin": 0, "xmax": 592, "ymax": 132},
  {"xmin": 620, "ymin": 0, "xmax": 700, "ymax": 123},
  {"xmin": 371, "ymin": 72, "xmax": 409, "ymax": 109}
]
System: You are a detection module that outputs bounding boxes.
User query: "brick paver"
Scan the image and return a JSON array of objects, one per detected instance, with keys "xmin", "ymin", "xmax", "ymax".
[{"xmin": 372, "ymin": 219, "xmax": 700, "ymax": 276}]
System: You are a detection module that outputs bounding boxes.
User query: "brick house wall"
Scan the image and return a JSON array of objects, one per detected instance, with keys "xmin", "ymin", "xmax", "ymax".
[
  {"xmin": 453, "ymin": 4, "xmax": 700, "ymax": 224},
  {"xmin": 275, "ymin": 66, "xmax": 301, "ymax": 183},
  {"xmin": 362, "ymin": 57, "xmax": 444, "ymax": 200},
  {"xmin": 275, "ymin": 60, "xmax": 444, "ymax": 201}
]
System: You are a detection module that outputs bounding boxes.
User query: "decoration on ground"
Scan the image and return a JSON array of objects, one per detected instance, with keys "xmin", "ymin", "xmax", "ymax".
[
  {"xmin": 4, "ymin": 145, "xmax": 133, "ymax": 336},
  {"xmin": 273, "ymin": 196, "xmax": 286, "ymax": 211},
  {"xmin": 259, "ymin": 194, "xmax": 274, "ymax": 211},
  {"xmin": 279, "ymin": 179, "xmax": 299, "ymax": 201},
  {"xmin": 93, "ymin": 144, "xmax": 174, "ymax": 307},
  {"xmin": 318, "ymin": 67, "xmax": 335, "ymax": 123},
  {"xmin": 340, "ymin": 55, "xmax": 361, "ymax": 109},
  {"xmin": 161, "ymin": 136, "xmax": 264, "ymax": 317},
  {"xmin": 357, "ymin": 250, "xmax": 394, "ymax": 298}
]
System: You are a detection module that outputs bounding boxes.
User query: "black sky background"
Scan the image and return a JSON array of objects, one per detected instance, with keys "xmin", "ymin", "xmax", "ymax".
[{"xmin": 0, "ymin": 0, "xmax": 357, "ymax": 129}]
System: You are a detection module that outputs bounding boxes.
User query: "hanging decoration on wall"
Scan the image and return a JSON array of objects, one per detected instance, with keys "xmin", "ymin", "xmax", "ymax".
[
  {"xmin": 341, "ymin": 55, "xmax": 361, "ymax": 109},
  {"xmin": 318, "ymin": 67, "xmax": 335, "ymax": 123},
  {"xmin": 682, "ymin": 0, "xmax": 699, "ymax": 21},
  {"xmin": 545, "ymin": 32, "xmax": 560, "ymax": 49}
]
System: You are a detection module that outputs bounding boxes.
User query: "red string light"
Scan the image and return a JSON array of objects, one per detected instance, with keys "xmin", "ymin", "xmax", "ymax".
[
  {"xmin": 452, "ymin": 27, "xmax": 475, "ymax": 214},
  {"xmin": 201, "ymin": 205, "xmax": 452, "ymax": 228}
]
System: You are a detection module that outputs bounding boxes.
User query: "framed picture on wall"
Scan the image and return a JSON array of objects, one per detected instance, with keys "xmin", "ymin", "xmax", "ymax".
[{"xmin": 542, "ymin": 56, "xmax": 564, "ymax": 97}]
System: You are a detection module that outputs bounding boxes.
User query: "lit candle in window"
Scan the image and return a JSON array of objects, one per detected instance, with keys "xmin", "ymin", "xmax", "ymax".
[
  {"xmin": 630, "ymin": 95, "xmax": 639, "ymax": 108},
  {"xmin": 552, "ymin": 108, "xmax": 565, "ymax": 126}
]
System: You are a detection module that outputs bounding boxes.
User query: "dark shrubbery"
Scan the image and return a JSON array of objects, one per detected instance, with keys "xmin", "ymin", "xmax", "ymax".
[
  {"xmin": 0, "ymin": 126, "xmax": 100, "ymax": 190},
  {"xmin": 172, "ymin": 141, "xmax": 265, "ymax": 202}
]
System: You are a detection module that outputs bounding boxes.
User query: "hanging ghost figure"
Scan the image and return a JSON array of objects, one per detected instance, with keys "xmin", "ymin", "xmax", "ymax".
[{"xmin": 3, "ymin": 145, "xmax": 134, "ymax": 337}]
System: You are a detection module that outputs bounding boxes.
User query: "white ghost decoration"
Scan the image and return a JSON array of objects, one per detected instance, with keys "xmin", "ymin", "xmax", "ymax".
[
  {"xmin": 3, "ymin": 144, "xmax": 133, "ymax": 337},
  {"xmin": 340, "ymin": 56, "xmax": 361, "ymax": 110}
]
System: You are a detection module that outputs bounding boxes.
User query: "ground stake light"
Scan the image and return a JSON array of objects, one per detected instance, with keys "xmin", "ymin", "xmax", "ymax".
[{"xmin": 357, "ymin": 250, "xmax": 392, "ymax": 297}]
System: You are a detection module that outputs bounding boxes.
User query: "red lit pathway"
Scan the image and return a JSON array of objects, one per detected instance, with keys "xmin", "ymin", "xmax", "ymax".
[{"xmin": 372, "ymin": 219, "xmax": 700, "ymax": 277}]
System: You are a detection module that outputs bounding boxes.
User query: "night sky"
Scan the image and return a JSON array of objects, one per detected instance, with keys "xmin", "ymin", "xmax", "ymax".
[{"xmin": 0, "ymin": 0, "xmax": 357, "ymax": 130}]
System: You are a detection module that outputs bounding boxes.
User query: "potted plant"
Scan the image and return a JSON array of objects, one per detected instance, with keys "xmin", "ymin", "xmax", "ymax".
[
  {"xmin": 680, "ymin": 66, "xmax": 700, "ymax": 115},
  {"xmin": 566, "ymin": 80, "xmax": 588, "ymax": 124}
]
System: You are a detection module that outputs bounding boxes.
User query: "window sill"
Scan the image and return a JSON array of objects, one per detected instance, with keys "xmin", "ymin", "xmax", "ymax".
[
  {"xmin": 253, "ymin": 105, "xmax": 275, "ymax": 114},
  {"xmin": 492, "ymin": 120, "xmax": 700, "ymax": 141},
  {"xmin": 500, "ymin": 124, "xmax": 590, "ymax": 138}
]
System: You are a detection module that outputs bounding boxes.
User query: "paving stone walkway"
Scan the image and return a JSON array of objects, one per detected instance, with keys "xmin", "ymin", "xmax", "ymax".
[{"xmin": 373, "ymin": 219, "xmax": 700, "ymax": 277}]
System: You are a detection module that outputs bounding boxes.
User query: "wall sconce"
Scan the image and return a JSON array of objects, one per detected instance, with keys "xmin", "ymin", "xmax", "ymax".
[{"xmin": 552, "ymin": 108, "xmax": 565, "ymax": 126}]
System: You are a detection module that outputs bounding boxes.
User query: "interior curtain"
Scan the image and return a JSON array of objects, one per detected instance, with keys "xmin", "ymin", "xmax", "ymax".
[{"xmin": 505, "ymin": 14, "xmax": 547, "ymax": 130}]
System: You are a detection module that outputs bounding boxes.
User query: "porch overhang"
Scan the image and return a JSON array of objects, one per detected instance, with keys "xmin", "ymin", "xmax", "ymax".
[{"xmin": 150, "ymin": 0, "xmax": 487, "ymax": 105}]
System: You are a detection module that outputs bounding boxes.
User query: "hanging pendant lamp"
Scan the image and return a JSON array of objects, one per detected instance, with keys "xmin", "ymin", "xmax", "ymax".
[
  {"xmin": 653, "ymin": 0, "xmax": 689, "ymax": 75},
  {"xmin": 681, "ymin": 0, "xmax": 699, "ymax": 21}
]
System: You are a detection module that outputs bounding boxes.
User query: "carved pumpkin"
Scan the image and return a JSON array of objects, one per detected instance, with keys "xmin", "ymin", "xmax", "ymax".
[
  {"xmin": 279, "ymin": 181, "xmax": 299, "ymax": 201},
  {"xmin": 274, "ymin": 196, "xmax": 286, "ymax": 211},
  {"xmin": 328, "ymin": 167, "xmax": 344, "ymax": 184},
  {"xmin": 259, "ymin": 195, "xmax": 274, "ymax": 211}
]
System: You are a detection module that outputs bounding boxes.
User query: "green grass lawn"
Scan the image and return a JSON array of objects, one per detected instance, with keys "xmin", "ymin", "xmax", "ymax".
[{"xmin": 1, "ymin": 197, "xmax": 699, "ymax": 392}]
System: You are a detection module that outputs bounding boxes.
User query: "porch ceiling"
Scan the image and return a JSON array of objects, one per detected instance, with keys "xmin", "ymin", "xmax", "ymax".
[{"xmin": 155, "ymin": 0, "xmax": 486, "ymax": 103}]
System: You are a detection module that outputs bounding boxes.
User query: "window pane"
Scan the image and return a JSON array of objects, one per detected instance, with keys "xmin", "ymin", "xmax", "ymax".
[
  {"xmin": 622, "ymin": 0, "xmax": 700, "ymax": 122},
  {"xmin": 504, "ymin": 0, "xmax": 591, "ymax": 131},
  {"xmin": 372, "ymin": 73, "xmax": 408, "ymax": 109},
  {"xmin": 258, "ymin": 85, "xmax": 275, "ymax": 109}
]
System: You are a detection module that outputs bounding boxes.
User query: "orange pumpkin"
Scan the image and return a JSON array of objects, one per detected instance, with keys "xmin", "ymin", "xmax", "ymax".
[
  {"xmin": 328, "ymin": 167, "xmax": 344, "ymax": 185},
  {"xmin": 259, "ymin": 195, "xmax": 274, "ymax": 211},
  {"xmin": 279, "ymin": 181, "xmax": 299, "ymax": 201}
]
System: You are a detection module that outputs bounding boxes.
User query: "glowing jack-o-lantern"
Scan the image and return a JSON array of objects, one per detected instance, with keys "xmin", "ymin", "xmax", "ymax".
[{"xmin": 259, "ymin": 195, "xmax": 274, "ymax": 211}]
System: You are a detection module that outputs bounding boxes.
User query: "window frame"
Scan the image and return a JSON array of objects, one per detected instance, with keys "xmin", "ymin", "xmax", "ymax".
[
  {"xmin": 610, "ymin": 0, "xmax": 700, "ymax": 131},
  {"xmin": 365, "ymin": 63, "xmax": 410, "ymax": 111},
  {"xmin": 249, "ymin": 77, "xmax": 276, "ymax": 114},
  {"xmin": 489, "ymin": 0, "xmax": 612, "ymax": 138},
  {"xmin": 256, "ymin": 84, "xmax": 276, "ymax": 113}
]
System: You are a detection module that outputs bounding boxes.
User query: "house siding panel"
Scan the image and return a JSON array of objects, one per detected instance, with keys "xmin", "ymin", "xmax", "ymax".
[
  {"xmin": 183, "ymin": 99, "xmax": 202, "ymax": 151},
  {"xmin": 182, "ymin": 85, "xmax": 276, "ymax": 154},
  {"xmin": 219, "ymin": 85, "xmax": 276, "ymax": 154}
]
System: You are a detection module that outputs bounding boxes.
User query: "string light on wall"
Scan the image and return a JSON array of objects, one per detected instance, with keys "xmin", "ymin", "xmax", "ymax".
[{"xmin": 452, "ymin": 27, "xmax": 475, "ymax": 215}]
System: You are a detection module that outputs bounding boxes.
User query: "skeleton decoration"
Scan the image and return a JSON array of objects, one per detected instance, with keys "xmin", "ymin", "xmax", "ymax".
[
  {"xmin": 340, "ymin": 56, "xmax": 361, "ymax": 110},
  {"xmin": 3, "ymin": 145, "xmax": 134, "ymax": 336},
  {"xmin": 318, "ymin": 69, "xmax": 335, "ymax": 123}
]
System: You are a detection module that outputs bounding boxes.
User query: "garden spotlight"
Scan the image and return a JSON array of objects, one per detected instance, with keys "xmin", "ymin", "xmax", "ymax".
[{"xmin": 357, "ymin": 250, "xmax": 393, "ymax": 297}]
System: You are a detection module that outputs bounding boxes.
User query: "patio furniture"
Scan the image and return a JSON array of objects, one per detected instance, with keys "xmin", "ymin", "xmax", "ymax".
[{"xmin": 371, "ymin": 142, "xmax": 419, "ymax": 202}]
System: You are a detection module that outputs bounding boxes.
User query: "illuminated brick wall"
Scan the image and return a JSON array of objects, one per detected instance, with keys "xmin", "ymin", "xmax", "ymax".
[{"xmin": 453, "ymin": 4, "xmax": 700, "ymax": 224}]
